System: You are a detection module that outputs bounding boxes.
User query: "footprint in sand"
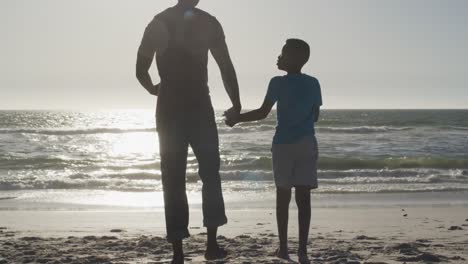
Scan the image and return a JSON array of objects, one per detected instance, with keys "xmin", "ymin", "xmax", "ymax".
[{"xmin": 397, "ymin": 252, "xmax": 447, "ymax": 262}]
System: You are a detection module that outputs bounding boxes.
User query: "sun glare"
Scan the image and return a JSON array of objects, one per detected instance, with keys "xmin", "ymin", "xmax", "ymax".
[{"xmin": 110, "ymin": 132, "xmax": 159, "ymax": 157}]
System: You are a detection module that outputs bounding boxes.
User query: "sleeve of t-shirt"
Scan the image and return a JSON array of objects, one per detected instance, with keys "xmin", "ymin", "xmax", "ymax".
[
  {"xmin": 315, "ymin": 79, "xmax": 323, "ymax": 106},
  {"xmin": 265, "ymin": 77, "xmax": 281, "ymax": 104},
  {"xmin": 209, "ymin": 17, "xmax": 226, "ymax": 48},
  {"xmin": 138, "ymin": 17, "xmax": 169, "ymax": 58}
]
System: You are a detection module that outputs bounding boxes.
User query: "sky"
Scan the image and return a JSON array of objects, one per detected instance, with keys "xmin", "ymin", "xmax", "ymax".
[{"xmin": 1, "ymin": 0, "xmax": 468, "ymax": 110}]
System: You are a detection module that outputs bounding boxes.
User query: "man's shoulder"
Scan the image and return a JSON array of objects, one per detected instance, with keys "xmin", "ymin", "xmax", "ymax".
[
  {"xmin": 194, "ymin": 8, "xmax": 217, "ymax": 20},
  {"xmin": 154, "ymin": 8, "xmax": 173, "ymax": 21},
  {"xmin": 195, "ymin": 8, "xmax": 224, "ymax": 31},
  {"xmin": 152, "ymin": 8, "xmax": 220, "ymax": 27}
]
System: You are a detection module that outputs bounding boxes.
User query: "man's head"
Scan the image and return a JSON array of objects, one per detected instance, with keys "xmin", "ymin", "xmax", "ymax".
[
  {"xmin": 177, "ymin": 0, "xmax": 200, "ymax": 9},
  {"xmin": 277, "ymin": 39, "xmax": 310, "ymax": 72}
]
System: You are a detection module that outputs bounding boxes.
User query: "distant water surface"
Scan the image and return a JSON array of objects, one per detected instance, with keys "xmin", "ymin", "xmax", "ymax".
[{"xmin": 1, "ymin": 110, "xmax": 467, "ymax": 207}]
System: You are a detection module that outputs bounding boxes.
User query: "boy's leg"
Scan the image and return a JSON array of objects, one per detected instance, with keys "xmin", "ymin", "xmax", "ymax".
[
  {"xmin": 295, "ymin": 186, "xmax": 311, "ymax": 256},
  {"xmin": 276, "ymin": 187, "xmax": 292, "ymax": 258}
]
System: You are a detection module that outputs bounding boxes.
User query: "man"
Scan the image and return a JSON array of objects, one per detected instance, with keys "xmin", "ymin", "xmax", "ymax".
[{"xmin": 136, "ymin": 0, "xmax": 241, "ymax": 262}]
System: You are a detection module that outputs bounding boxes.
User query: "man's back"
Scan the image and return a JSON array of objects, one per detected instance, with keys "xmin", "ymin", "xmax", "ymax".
[{"xmin": 139, "ymin": 7, "xmax": 225, "ymax": 107}]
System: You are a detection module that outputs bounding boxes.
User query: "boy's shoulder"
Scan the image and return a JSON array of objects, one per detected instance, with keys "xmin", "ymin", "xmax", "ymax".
[
  {"xmin": 302, "ymin": 75, "xmax": 321, "ymax": 90},
  {"xmin": 270, "ymin": 74, "xmax": 319, "ymax": 85},
  {"xmin": 301, "ymin": 74, "xmax": 319, "ymax": 83},
  {"xmin": 268, "ymin": 76, "xmax": 285, "ymax": 88},
  {"xmin": 270, "ymin": 75, "xmax": 285, "ymax": 82}
]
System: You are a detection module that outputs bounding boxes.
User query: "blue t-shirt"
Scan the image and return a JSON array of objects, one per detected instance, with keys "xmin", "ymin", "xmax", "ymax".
[{"xmin": 265, "ymin": 74, "xmax": 322, "ymax": 144}]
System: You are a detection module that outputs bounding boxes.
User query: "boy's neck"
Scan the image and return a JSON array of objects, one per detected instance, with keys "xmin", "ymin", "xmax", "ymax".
[{"xmin": 286, "ymin": 70, "xmax": 302, "ymax": 75}]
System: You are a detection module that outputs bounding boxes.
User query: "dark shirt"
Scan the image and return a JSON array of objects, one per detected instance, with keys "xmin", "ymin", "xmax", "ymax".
[
  {"xmin": 138, "ymin": 8, "xmax": 225, "ymax": 120},
  {"xmin": 265, "ymin": 74, "xmax": 323, "ymax": 144}
]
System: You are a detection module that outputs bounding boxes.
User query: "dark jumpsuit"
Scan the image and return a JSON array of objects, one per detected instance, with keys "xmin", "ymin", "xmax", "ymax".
[{"xmin": 152, "ymin": 8, "xmax": 228, "ymax": 242}]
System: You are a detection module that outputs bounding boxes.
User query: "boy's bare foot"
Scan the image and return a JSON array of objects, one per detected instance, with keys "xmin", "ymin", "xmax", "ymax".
[
  {"xmin": 204, "ymin": 246, "xmax": 228, "ymax": 260},
  {"xmin": 275, "ymin": 248, "xmax": 290, "ymax": 260},
  {"xmin": 298, "ymin": 251, "xmax": 311, "ymax": 264}
]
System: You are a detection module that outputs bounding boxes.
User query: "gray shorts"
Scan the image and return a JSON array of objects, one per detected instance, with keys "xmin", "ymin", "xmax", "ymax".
[{"xmin": 272, "ymin": 135, "xmax": 319, "ymax": 189}]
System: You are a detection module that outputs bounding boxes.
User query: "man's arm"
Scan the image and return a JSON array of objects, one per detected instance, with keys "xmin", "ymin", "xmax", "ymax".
[
  {"xmin": 225, "ymin": 99, "xmax": 274, "ymax": 127},
  {"xmin": 136, "ymin": 54, "xmax": 159, "ymax": 96},
  {"xmin": 136, "ymin": 17, "xmax": 168, "ymax": 96},
  {"xmin": 211, "ymin": 41, "xmax": 241, "ymax": 114}
]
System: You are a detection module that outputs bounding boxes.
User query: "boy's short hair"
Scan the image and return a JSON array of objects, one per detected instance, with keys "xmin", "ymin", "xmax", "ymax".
[{"xmin": 285, "ymin": 39, "xmax": 310, "ymax": 66}]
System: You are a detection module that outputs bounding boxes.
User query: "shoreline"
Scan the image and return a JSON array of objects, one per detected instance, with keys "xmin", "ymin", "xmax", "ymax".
[{"xmin": 1, "ymin": 190, "xmax": 468, "ymax": 211}]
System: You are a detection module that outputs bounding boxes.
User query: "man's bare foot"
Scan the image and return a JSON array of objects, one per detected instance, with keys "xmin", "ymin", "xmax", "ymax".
[
  {"xmin": 171, "ymin": 240, "xmax": 184, "ymax": 264},
  {"xmin": 204, "ymin": 246, "xmax": 228, "ymax": 260},
  {"xmin": 298, "ymin": 251, "xmax": 310, "ymax": 264},
  {"xmin": 275, "ymin": 248, "xmax": 290, "ymax": 260},
  {"xmin": 171, "ymin": 253, "xmax": 184, "ymax": 264}
]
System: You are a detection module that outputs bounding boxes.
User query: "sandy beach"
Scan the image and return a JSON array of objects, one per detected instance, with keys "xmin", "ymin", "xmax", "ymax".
[{"xmin": 1, "ymin": 200, "xmax": 467, "ymax": 263}]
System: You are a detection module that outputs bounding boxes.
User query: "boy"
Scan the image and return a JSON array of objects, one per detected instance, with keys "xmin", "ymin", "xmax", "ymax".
[{"xmin": 225, "ymin": 39, "xmax": 322, "ymax": 264}]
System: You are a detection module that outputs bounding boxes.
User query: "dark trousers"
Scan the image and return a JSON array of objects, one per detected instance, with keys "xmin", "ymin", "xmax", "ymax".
[{"xmin": 157, "ymin": 107, "xmax": 228, "ymax": 242}]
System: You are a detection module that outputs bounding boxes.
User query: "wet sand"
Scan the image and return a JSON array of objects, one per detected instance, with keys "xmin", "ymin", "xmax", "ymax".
[{"xmin": 1, "ymin": 207, "xmax": 467, "ymax": 263}]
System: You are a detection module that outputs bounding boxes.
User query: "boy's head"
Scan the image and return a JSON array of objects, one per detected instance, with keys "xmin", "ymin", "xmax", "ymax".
[
  {"xmin": 277, "ymin": 39, "xmax": 310, "ymax": 72},
  {"xmin": 177, "ymin": 0, "xmax": 200, "ymax": 8}
]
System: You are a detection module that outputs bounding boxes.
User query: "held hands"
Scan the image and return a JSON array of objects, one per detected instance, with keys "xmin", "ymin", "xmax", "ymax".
[
  {"xmin": 149, "ymin": 83, "xmax": 160, "ymax": 96},
  {"xmin": 224, "ymin": 106, "xmax": 241, "ymax": 127}
]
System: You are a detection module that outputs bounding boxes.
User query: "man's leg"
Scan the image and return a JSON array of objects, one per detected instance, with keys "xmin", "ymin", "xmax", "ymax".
[
  {"xmin": 171, "ymin": 240, "xmax": 183, "ymax": 263},
  {"xmin": 159, "ymin": 129, "xmax": 190, "ymax": 263},
  {"xmin": 295, "ymin": 186, "xmax": 311, "ymax": 263},
  {"xmin": 276, "ymin": 187, "xmax": 292, "ymax": 259},
  {"xmin": 189, "ymin": 108, "xmax": 228, "ymax": 260}
]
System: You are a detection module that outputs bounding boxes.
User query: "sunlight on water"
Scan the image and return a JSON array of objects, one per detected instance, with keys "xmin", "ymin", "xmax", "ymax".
[
  {"xmin": 110, "ymin": 132, "xmax": 159, "ymax": 157},
  {"xmin": 1, "ymin": 110, "xmax": 468, "ymax": 208}
]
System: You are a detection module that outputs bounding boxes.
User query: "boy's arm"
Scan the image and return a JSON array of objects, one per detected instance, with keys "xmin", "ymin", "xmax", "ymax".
[{"xmin": 226, "ymin": 99, "xmax": 275, "ymax": 127}]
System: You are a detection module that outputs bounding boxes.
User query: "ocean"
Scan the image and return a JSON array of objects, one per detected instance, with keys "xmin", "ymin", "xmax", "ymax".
[{"xmin": 1, "ymin": 109, "xmax": 467, "ymax": 209}]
